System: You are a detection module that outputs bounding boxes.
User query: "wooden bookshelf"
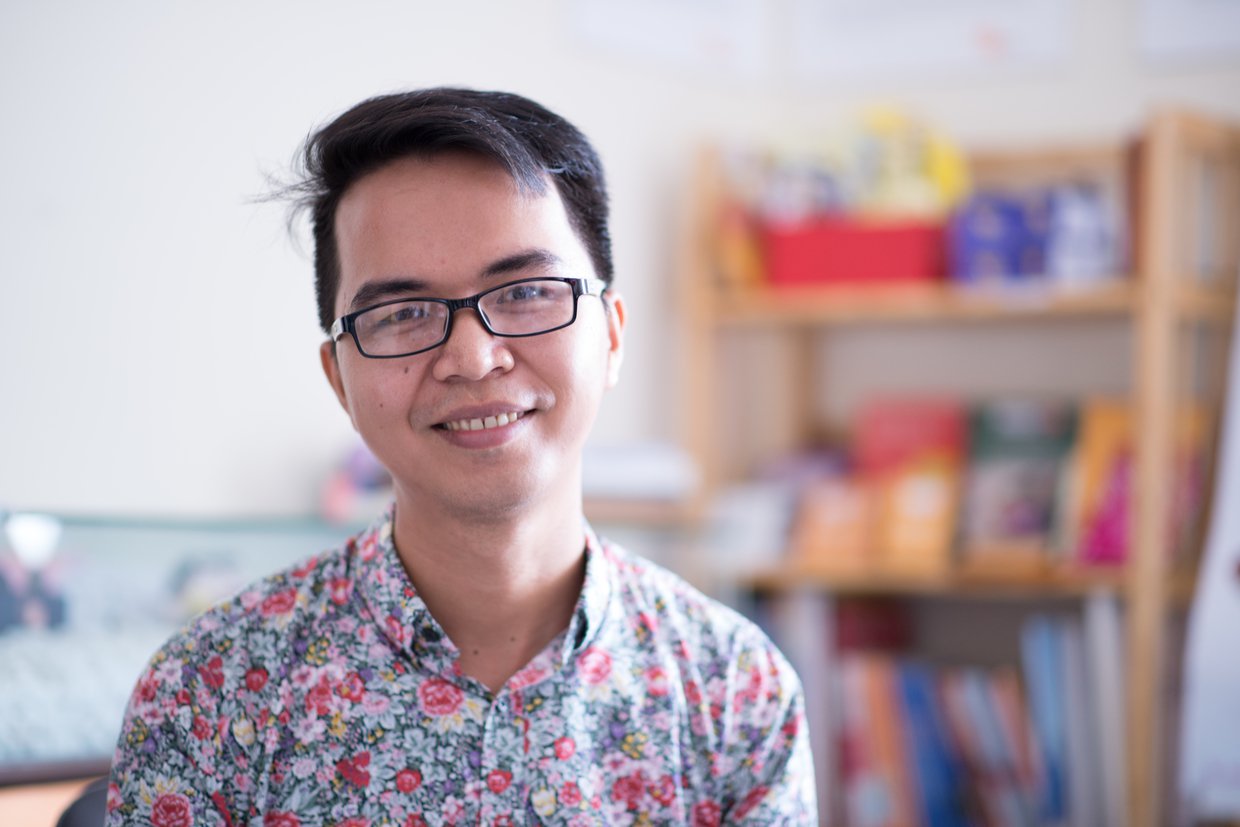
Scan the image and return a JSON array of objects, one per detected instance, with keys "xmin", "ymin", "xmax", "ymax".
[{"xmin": 678, "ymin": 109, "xmax": 1240, "ymax": 827}]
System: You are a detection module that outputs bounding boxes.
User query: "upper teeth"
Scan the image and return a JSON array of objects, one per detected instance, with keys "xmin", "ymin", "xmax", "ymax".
[{"xmin": 443, "ymin": 411, "xmax": 524, "ymax": 432}]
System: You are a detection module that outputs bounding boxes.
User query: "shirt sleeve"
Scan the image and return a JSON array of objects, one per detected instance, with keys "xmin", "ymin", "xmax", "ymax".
[
  {"xmin": 106, "ymin": 642, "xmax": 245, "ymax": 827},
  {"xmin": 718, "ymin": 631, "xmax": 819, "ymax": 825}
]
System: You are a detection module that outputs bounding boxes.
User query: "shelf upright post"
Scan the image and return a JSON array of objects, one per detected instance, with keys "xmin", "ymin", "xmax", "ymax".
[
  {"xmin": 1129, "ymin": 110, "xmax": 1184, "ymax": 827},
  {"xmin": 680, "ymin": 147, "xmax": 726, "ymax": 512}
]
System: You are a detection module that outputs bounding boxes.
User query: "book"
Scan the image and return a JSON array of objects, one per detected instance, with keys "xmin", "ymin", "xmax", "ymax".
[
  {"xmin": 789, "ymin": 475, "xmax": 876, "ymax": 573},
  {"xmin": 960, "ymin": 399, "xmax": 1077, "ymax": 564},
  {"xmin": 1065, "ymin": 398, "xmax": 1207, "ymax": 565},
  {"xmin": 1083, "ymin": 592, "xmax": 1127, "ymax": 827},
  {"xmin": 1059, "ymin": 619, "xmax": 1101, "ymax": 827},
  {"xmin": 839, "ymin": 654, "xmax": 918, "ymax": 827},
  {"xmin": 856, "ymin": 398, "xmax": 967, "ymax": 576},
  {"xmin": 896, "ymin": 662, "xmax": 971, "ymax": 827},
  {"xmin": 1020, "ymin": 617, "xmax": 1069, "ymax": 823},
  {"xmin": 944, "ymin": 668, "xmax": 1037, "ymax": 827}
]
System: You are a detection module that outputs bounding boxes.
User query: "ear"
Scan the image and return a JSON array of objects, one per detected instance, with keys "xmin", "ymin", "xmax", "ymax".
[
  {"xmin": 320, "ymin": 340, "xmax": 353, "ymax": 417},
  {"xmin": 602, "ymin": 290, "xmax": 626, "ymax": 389}
]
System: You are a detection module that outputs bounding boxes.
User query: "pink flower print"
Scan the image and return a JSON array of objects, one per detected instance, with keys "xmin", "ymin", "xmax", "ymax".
[
  {"xmin": 649, "ymin": 774, "xmax": 676, "ymax": 806},
  {"xmin": 263, "ymin": 813, "xmax": 301, "ymax": 827},
  {"xmin": 638, "ymin": 611, "xmax": 659, "ymax": 634},
  {"xmin": 385, "ymin": 615, "xmax": 410, "ymax": 647},
  {"xmin": 561, "ymin": 781, "xmax": 582, "ymax": 807},
  {"xmin": 734, "ymin": 785, "xmax": 770, "ymax": 819},
  {"xmin": 405, "ymin": 816, "xmax": 428, "ymax": 827},
  {"xmin": 291, "ymin": 557, "xmax": 319, "ymax": 579},
  {"xmin": 692, "ymin": 800, "xmax": 722, "ymax": 827},
  {"xmin": 442, "ymin": 796, "xmax": 465, "ymax": 822},
  {"xmin": 361, "ymin": 692, "xmax": 391, "ymax": 716},
  {"xmin": 487, "ymin": 769, "xmax": 512, "ymax": 793},
  {"xmin": 106, "ymin": 783, "xmax": 121, "ymax": 812},
  {"xmin": 136, "ymin": 672, "xmax": 160, "ymax": 703},
  {"xmin": 337, "ymin": 751, "xmax": 371, "ymax": 788},
  {"xmin": 335, "ymin": 819, "xmax": 369, "ymax": 827},
  {"xmin": 509, "ymin": 663, "xmax": 548, "ymax": 689},
  {"xmin": 330, "ymin": 577, "xmax": 352, "ymax": 605},
  {"xmin": 577, "ymin": 647, "xmax": 612, "ymax": 685},
  {"xmin": 418, "ymin": 678, "xmax": 463, "ymax": 717},
  {"xmin": 396, "ymin": 768, "xmax": 422, "ymax": 793},
  {"xmin": 305, "ymin": 677, "xmax": 334, "ymax": 716},
  {"xmin": 150, "ymin": 792, "xmax": 193, "ymax": 827},
  {"xmin": 611, "ymin": 772, "xmax": 645, "ymax": 810},
  {"xmin": 260, "ymin": 588, "xmax": 297, "ymax": 617},
  {"xmin": 645, "ymin": 666, "xmax": 670, "ymax": 697},
  {"xmin": 554, "ymin": 736, "xmax": 576, "ymax": 760},
  {"xmin": 244, "ymin": 667, "xmax": 268, "ymax": 692},
  {"xmin": 199, "ymin": 656, "xmax": 225, "ymax": 690},
  {"xmin": 338, "ymin": 671, "xmax": 365, "ymax": 703}
]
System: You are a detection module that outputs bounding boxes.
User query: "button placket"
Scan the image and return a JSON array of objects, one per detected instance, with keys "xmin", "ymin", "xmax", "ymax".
[{"xmin": 479, "ymin": 690, "xmax": 523, "ymax": 824}]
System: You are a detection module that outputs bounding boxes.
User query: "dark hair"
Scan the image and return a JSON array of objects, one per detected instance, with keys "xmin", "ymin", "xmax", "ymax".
[{"xmin": 288, "ymin": 88, "xmax": 613, "ymax": 334}]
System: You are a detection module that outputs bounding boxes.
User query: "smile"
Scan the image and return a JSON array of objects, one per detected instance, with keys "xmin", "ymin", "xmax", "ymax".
[{"xmin": 440, "ymin": 411, "xmax": 526, "ymax": 432}]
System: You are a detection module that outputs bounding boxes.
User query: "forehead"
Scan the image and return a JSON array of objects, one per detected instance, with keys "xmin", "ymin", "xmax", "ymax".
[{"xmin": 332, "ymin": 154, "xmax": 587, "ymax": 308}]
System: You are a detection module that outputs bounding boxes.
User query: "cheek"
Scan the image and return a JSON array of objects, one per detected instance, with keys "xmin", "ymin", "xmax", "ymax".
[
  {"xmin": 556, "ymin": 335, "xmax": 612, "ymax": 415},
  {"xmin": 342, "ymin": 363, "xmax": 417, "ymax": 428}
]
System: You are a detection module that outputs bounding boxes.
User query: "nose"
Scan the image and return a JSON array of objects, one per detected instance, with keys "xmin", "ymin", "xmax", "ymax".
[{"xmin": 430, "ymin": 307, "xmax": 514, "ymax": 382}]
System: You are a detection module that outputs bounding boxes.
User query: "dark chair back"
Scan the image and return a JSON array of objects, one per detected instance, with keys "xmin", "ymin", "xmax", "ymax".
[{"xmin": 56, "ymin": 777, "xmax": 108, "ymax": 827}]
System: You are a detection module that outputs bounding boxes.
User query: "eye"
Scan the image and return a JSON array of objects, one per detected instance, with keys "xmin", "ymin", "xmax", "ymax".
[
  {"xmin": 497, "ymin": 282, "xmax": 549, "ymax": 303},
  {"xmin": 370, "ymin": 302, "xmax": 434, "ymax": 328}
]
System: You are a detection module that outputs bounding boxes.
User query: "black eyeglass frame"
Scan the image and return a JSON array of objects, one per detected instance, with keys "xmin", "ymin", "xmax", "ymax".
[{"xmin": 329, "ymin": 276, "xmax": 609, "ymax": 359}]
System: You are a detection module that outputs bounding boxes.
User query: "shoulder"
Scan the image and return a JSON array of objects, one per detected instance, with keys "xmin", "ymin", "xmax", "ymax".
[
  {"xmin": 126, "ymin": 540, "xmax": 358, "ymax": 721},
  {"xmin": 179, "ymin": 542, "xmax": 352, "ymax": 655},
  {"xmin": 598, "ymin": 539, "xmax": 798, "ymax": 689}
]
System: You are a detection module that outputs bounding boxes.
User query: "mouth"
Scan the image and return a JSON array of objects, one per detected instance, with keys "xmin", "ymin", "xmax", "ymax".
[{"xmin": 436, "ymin": 410, "xmax": 528, "ymax": 432}]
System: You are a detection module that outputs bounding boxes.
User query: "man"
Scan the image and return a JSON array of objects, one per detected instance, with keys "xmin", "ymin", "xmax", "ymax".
[{"xmin": 108, "ymin": 88, "xmax": 816, "ymax": 826}]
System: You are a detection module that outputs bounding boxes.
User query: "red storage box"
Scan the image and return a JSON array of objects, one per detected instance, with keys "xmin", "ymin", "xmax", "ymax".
[{"xmin": 758, "ymin": 217, "xmax": 947, "ymax": 287}]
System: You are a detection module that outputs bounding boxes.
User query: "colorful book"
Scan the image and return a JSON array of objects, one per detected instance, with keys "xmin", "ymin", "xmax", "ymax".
[
  {"xmin": 1020, "ymin": 618, "xmax": 1069, "ymax": 823},
  {"xmin": 856, "ymin": 399, "xmax": 967, "ymax": 575},
  {"xmin": 789, "ymin": 475, "xmax": 875, "ymax": 573},
  {"xmin": 839, "ymin": 654, "xmax": 918, "ymax": 827},
  {"xmin": 1066, "ymin": 399, "xmax": 1207, "ymax": 564},
  {"xmin": 896, "ymin": 662, "xmax": 971, "ymax": 827},
  {"xmin": 961, "ymin": 399, "xmax": 1078, "ymax": 561}
]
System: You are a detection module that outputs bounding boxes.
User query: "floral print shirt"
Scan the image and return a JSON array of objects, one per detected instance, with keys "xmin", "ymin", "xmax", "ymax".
[{"xmin": 107, "ymin": 510, "xmax": 817, "ymax": 826}]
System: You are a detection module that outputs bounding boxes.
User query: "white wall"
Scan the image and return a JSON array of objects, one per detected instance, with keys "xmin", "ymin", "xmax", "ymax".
[{"xmin": 2, "ymin": 0, "xmax": 1238, "ymax": 517}]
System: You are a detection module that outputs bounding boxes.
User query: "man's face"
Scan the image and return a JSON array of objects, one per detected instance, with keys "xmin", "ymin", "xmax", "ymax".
[{"xmin": 321, "ymin": 153, "xmax": 624, "ymax": 521}]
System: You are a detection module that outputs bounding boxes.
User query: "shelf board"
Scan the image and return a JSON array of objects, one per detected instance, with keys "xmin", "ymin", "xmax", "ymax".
[
  {"xmin": 1178, "ymin": 281, "xmax": 1237, "ymax": 323},
  {"xmin": 742, "ymin": 558, "xmax": 1198, "ymax": 603},
  {"xmin": 711, "ymin": 281, "xmax": 1137, "ymax": 327}
]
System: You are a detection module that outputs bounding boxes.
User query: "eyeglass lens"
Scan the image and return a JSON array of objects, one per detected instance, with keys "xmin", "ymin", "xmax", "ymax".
[{"xmin": 354, "ymin": 279, "xmax": 578, "ymax": 356}]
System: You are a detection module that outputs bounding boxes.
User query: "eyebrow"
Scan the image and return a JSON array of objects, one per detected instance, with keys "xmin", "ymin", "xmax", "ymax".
[
  {"xmin": 480, "ymin": 248, "xmax": 564, "ymax": 279},
  {"xmin": 346, "ymin": 248, "xmax": 565, "ymax": 312},
  {"xmin": 347, "ymin": 278, "xmax": 431, "ymax": 312}
]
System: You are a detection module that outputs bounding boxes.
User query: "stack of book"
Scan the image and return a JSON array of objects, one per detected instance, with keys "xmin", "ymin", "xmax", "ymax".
[
  {"xmin": 807, "ymin": 598, "xmax": 1128, "ymax": 827},
  {"xmin": 789, "ymin": 396, "xmax": 1206, "ymax": 576}
]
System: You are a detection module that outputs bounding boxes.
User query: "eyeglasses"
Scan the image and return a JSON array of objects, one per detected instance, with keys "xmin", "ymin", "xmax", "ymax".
[{"xmin": 330, "ymin": 277, "xmax": 608, "ymax": 358}]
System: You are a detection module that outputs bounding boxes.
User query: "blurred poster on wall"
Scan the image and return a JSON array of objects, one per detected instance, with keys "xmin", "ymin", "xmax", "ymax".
[
  {"xmin": 791, "ymin": 0, "xmax": 1071, "ymax": 77},
  {"xmin": 1179, "ymin": 285, "xmax": 1240, "ymax": 820},
  {"xmin": 1140, "ymin": 0, "xmax": 1240, "ymax": 63},
  {"xmin": 567, "ymin": 0, "xmax": 769, "ymax": 80}
]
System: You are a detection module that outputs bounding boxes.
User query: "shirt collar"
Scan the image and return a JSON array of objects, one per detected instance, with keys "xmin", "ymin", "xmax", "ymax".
[{"xmin": 353, "ymin": 505, "xmax": 613, "ymax": 675}]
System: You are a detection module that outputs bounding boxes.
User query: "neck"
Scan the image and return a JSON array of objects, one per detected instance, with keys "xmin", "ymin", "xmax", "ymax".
[{"xmin": 390, "ymin": 485, "xmax": 587, "ymax": 693}]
